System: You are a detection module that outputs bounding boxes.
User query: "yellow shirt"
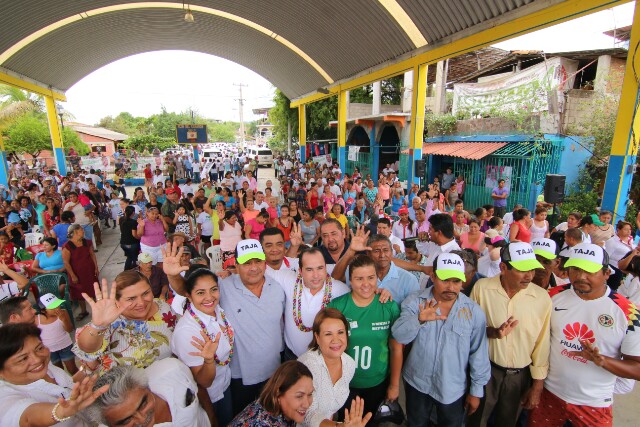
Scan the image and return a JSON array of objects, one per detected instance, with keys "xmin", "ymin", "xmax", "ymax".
[
  {"xmin": 327, "ymin": 213, "xmax": 348, "ymax": 230},
  {"xmin": 470, "ymin": 275, "xmax": 551, "ymax": 379}
]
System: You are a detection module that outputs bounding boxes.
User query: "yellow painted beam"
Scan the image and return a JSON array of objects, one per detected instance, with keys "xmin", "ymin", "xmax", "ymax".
[
  {"xmin": 291, "ymin": 0, "xmax": 631, "ymax": 107},
  {"xmin": 337, "ymin": 91, "xmax": 348, "ymax": 148},
  {"xmin": 410, "ymin": 64, "xmax": 428, "ymax": 151},
  {"xmin": 607, "ymin": 1, "xmax": 640, "ymax": 215},
  {"xmin": 44, "ymin": 95, "xmax": 68, "ymax": 175},
  {"xmin": 0, "ymin": 70, "xmax": 66, "ymax": 101},
  {"xmin": 298, "ymin": 105, "xmax": 306, "ymax": 147}
]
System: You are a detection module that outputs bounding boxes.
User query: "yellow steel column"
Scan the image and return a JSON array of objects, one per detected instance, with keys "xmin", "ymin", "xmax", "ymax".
[
  {"xmin": 408, "ymin": 64, "xmax": 428, "ymax": 185},
  {"xmin": 337, "ymin": 90, "xmax": 347, "ymax": 170},
  {"xmin": 602, "ymin": 1, "xmax": 640, "ymax": 221},
  {"xmin": 299, "ymin": 105, "xmax": 307, "ymax": 161},
  {"xmin": 44, "ymin": 95, "xmax": 67, "ymax": 176}
]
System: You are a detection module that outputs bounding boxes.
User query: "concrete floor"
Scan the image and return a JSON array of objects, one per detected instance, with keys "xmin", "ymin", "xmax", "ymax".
[{"xmin": 86, "ymin": 169, "xmax": 639, "ymax": 426}]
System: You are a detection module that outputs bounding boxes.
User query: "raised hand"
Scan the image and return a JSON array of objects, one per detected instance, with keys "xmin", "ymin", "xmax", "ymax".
[
  {"xmin": 289, "ymin": 222, "xmax": 303, "ymax": 247},
  {"xmin": 418, "ymin": 299, "xmax": 447, "ymax": 323},
  {"xmin": 489, "ymin": 316, "xmax": 519, "ymax": 339},
  {"xmin": 343, "ymin": 396, "xmax": 373, "ymax": 427},
  {"xmin": 349, "ymin": 225, "xmax": 372, "ymax": 252},
  {"xmin": 376, "ymin": 288, "xmax": 393, "ymax": 304},
  {"xmin": 161, "ymin": 242, "xmax": 189, "ymax": 277},
  {"xmin": 571, "ymin": 339, "xmax": 607, "ymax": 367},
  {"xmin": 82, "ymin": 279, "xmax": 130, "ymax": 328},
  {"xmin": 188, "ymin": 330, "xmax": 221, "ymax": 363},
  {"xmin": 55, "ymin": 373, "xmax": 110, "ymax": 420}
]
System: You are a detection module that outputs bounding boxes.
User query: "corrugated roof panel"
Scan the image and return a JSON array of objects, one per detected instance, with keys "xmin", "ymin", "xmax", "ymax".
[
  {"xmin": 422, "ymin": 142, "xmax": 508, "ymax": 160},
  {"xmin": 0, "ymin": 0, "xmax": 563, "ymax": 99}
]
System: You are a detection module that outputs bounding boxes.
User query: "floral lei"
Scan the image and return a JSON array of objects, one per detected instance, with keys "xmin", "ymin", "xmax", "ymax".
[
  {"xmin": 292, "ymin": 273, "xmax": 332, "ymax": 332},
  {"xmin": 187, "ymin": 303, "xmax": 235, "ymax": 366}
]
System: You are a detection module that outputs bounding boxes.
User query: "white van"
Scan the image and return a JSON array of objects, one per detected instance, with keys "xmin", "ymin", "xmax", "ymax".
[{"xmin": 246, "ymin": 147, "xmax": 274, "ymax": 167}]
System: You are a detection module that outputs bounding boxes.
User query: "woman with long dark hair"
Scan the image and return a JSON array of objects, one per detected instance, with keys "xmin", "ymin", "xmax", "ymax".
[{"xmin": 119, "ymin": 205, "xmax": 140, "ymax": 271}]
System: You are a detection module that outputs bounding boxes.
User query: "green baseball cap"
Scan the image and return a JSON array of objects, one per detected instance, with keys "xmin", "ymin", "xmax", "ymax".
[
  {"xmin": 236, "ymin": 239, "xmax": 266, "ymax": 264},
  {"xmin": 564, "ymin": 243, "xmax": 609, "ymax": 273}
]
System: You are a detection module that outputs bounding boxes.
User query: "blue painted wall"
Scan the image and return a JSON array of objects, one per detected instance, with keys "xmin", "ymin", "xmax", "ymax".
[{"xmin": 556, "ymin": 135, "xmax": 592, "ymax": 189}]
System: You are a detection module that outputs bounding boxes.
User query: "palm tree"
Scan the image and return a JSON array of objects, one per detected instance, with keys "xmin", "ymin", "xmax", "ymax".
[{"xmin": 0, "ymin": 85, "xmax": 44, "ymax": 132}]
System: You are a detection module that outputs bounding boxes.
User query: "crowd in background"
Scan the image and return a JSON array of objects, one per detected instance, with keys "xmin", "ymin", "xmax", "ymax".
[{"xmin": 0, "ymin": 150, "xmax": 638, "ymax": 427}]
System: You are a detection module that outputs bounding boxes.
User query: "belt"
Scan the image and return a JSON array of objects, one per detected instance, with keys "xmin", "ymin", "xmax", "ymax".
[{"xmin": 491, "ymin": 361, "xmax": 528, "ymax": 375}]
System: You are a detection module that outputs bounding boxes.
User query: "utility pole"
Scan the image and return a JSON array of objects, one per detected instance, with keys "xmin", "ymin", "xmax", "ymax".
[{"xmin": 234, "ymin": 83, "xmax": 247, "ymax": 148}]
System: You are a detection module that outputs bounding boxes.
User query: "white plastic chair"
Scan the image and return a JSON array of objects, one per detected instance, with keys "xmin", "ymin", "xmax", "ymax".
[
  {"xmin": 31, "ymin": 225, "xmax": 42, "ymax": 233},
  {"xmin": 205, "ymin": 245, "xmax": 223, "ymax": 271},
  {"xmin": 25, "ymin": 232, "xmax": 44, "ymax": 247}
]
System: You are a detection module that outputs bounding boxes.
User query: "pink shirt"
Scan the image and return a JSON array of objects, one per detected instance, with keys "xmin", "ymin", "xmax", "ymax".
[
  {"xmin": 378, "ymin": 184, "xmax": 390, "ymax": 200},
  {"xmin": 140, "ymin": 219, "xmax": 166, "ymax": 247}
]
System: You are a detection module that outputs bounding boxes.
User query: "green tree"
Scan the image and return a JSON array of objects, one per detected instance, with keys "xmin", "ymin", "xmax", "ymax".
[
  {"xmin": 269, "ymin": 89, "xmax": 298, "ymax": 143},
  {"xmin": 208, "ymin": 122, "xmax": 237, "ymax": 142},
  {"xmin": 307, "ymin": 97, "xmax": 337, "ymax": 140},
  {"xmin": 0, "ymin": 85, "xmax": 43, "ymax": 133},
  {"xmin": 5, "ymin": 114, "xmax": 51, "ymax": 158},
  {"xmin": 62, "ymin": 127, "xmax": 90, "ymax": 155},
  {"xmin": 97, "ymin": 112, "xmax": 138, "ymax": 135},
  {"xmin": 119, "ymin": 134, "xmax": 176, "ymax": 152}
]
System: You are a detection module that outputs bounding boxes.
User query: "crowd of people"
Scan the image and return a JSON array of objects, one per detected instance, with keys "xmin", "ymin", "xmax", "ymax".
[{"xmin": 0, "ymin": 152, "xmax": 639, "ymax": 427}]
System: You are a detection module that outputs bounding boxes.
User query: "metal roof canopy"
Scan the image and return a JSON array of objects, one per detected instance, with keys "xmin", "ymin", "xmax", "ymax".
[
  {"xmin": 422, "ymin": 142, "xmax": 508, "ymax": 160},
  {"xmin": 1, "ymin": 0, "xmax": 624, "ymax": 103}
]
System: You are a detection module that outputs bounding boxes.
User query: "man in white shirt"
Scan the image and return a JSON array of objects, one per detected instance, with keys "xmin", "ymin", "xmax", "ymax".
[
  {"xmin": 528, "ymin": 243, "xmax": 640, "ymax": 427},
  {"xmin": 280, "ymin": 247, "xmax": 349, "ymax": 359},
  {"xmin": 253, "ymin": 191, "xmax": 270, "ymax": 211},
  {"xmin": 192, "ymin": 159, "xmax": 201, "ymax": 182},
  {"xmin": 328, "ymin": 177, "xmax": 342, "ymax": 197},
  {"xmin": 152, "ymin": 169, "xmax": 165, "ymax": 187},
  {"xmin": 265, "ymin": 180, "xmax": 279, "ymax": 198},
  {"xmin": 179, "ymin": 178, "xmax": 196, "ymax": 198},
  {"xmin": 377, "ymin": 217, "xmax": 405, "ymax": 255}
]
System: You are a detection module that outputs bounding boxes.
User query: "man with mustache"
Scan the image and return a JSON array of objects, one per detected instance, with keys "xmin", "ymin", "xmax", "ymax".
[
  {"xmin": 528, "ymin": 243, "xmax": 640, "ymax": 427},
  {"xmin": 392, "ymin": 253, "xmax": 490, "ymax": 426},
  {"xmin": 468, "ymin": 242, "xmax": 551, "ymax": 427}
]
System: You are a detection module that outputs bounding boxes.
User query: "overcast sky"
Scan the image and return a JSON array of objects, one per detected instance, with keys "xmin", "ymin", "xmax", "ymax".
[{"xmin": 64, "ymin": 2, "xmax": 635, "ymax": 126}]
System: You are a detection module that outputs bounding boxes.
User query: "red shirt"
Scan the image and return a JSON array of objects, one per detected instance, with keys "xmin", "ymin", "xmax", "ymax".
[{"xmin": 144, "ymin": 167, "xmax": 153, "ymax": 179}]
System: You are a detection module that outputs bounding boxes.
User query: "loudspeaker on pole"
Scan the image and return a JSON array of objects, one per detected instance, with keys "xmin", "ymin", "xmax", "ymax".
[{"xmin": 544, "ymin": 174, "xmax": 566, "ymax": 204}]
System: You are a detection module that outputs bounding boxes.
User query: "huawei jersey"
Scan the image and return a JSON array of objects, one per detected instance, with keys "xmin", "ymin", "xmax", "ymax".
[{"xmin": 545, "ymin": 285, "xmax": 640, "ymax": 407}]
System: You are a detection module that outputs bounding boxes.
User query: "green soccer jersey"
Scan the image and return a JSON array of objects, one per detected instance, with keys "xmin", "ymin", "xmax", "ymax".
[{"xmin": 328, "ymin": 293, "xmax": 400, "ymax": 388}]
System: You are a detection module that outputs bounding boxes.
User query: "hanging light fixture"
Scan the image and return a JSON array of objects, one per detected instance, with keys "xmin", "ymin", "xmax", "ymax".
[{"xmin": 184, "ymin": 2, "xmax": 194, "ymax": 23}]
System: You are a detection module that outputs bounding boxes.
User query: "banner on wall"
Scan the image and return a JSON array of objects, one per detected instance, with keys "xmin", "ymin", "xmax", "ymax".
[
  {"xmin": 79, "ymin": 156, "xmax": 110, "ymax": 171},
  {"xmin": 453, "ymin": 57, "xmax": 578, "ymax": 116},
  {"xmin": 313, "ymin": 155, "xmax": 333, "ymax": 167},
  {"xmin": 485, "ymin": 166, "xmax": 512, "ymax": 191},
  {"xmin": 348, "ymin": 146, "xmax": 361, "ymax": 161}
]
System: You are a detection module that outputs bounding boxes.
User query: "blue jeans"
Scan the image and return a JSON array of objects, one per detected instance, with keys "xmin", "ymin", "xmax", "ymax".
[
  {"xmin": 82, "ymin": 224, "xmax": 94, "ymax": 241},
  {"xmin": 405, "ymin": 381, "xmax": 465, "ymax": 427},
  {"xmin": 213, "ymin": 387, "xmax": 233, "ymax": 427},
  {"xmin": 121, "ymin": 243, "xmax": 140, "ymax": 270}
]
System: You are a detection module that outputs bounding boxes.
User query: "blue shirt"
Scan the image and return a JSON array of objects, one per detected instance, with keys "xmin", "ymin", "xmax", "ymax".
[
  {"xmin": 35, "ymin": 250, "xmax": 64, "ymax": 270},
  {"xmin": 492, "ymin": 187, "xmax": 509, "ymax": 208},
  {"xmin": 52, "ymin": 223, "xmax": 71, "ymax": 248},
  {"xmin": 347, "ymin": 262, "xmax": 419, "ymax": 304},
  {"xmin": 219, "ymin": 274, "xmax": 285, "ymax": 385},
  {"xmin": 391, "ymin": 288, "xmax": 490, "ymax": 404}
]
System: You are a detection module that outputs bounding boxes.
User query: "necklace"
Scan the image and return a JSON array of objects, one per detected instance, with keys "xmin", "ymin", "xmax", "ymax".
[
  {"xmin": 186, "ymin": 303, "xmax": 234, "ymax": 366},
  {"xmin": 292, "ymin": 273, "xmax": 333, "ymax": 332}
]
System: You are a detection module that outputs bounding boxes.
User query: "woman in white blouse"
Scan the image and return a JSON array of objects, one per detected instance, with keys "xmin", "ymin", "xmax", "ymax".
[
  {"xmin": 171, "ymin": 268, "xmax": 234, "ymax": 426},
  {"xmin": 605, "ymin": 220, "xmax": 636, "ymax": 266},
  {"xmin": 298, "ymin": 308, "xmax": 370, "ymax": 427}
]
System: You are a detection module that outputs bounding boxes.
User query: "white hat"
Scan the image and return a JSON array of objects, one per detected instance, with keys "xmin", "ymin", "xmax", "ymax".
[
  {"xmin": 236, "ymin": 239, "xmax": 266, "ymax": 264},
  {"xmin": 501, "ymin": 242, "xmax": 544, "ymax": 271},
  {"xmin": 564, "ymin": 243, "xmax": 609, "ymax": 273},
  {"xmin": 531, "ymin": 238, "xmax": 558, "ymax": 260},
  {"xmin": 40, "ymin": 293, "xmax": 64, "ymax": 309},
  {"xmin": 433, "ymin": 253, "xmax": 466, "ymax": 281}
]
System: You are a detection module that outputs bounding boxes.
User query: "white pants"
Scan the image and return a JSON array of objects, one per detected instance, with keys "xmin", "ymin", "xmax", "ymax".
[{"xmin": 140, "ymin": 243, "xmax": 165, "ymax": 265}]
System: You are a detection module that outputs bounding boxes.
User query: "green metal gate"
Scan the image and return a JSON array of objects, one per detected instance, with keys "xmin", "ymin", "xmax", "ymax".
[
  {"xmin": 434, "ymin": 138, "xmax": 563, "ymax": 211},
  {"xmin": 346, "ymin": 151, "xmax": 373, "ymax": 179}
]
